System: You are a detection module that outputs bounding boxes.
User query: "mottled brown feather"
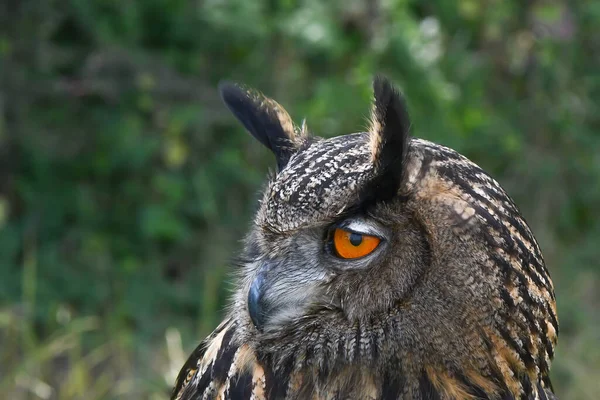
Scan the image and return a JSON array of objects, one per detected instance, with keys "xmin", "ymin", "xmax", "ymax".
[{"xmin": 172, "ymin": 77, "xmax": 558, "ymax": 400}]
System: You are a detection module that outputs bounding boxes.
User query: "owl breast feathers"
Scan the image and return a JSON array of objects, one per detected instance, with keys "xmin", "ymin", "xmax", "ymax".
[{"xmin": 172, "ymin": 77, "xmax": 558, "ymax": 400}]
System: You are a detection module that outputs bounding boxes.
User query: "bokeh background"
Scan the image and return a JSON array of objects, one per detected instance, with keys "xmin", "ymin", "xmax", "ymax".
[{"xmin": 1, "ymin": 1, "xmax": 599, "ymax": 399}]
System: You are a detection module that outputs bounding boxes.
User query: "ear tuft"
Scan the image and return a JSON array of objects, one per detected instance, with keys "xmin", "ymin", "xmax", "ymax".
[
  {"xmin": 219, "ymin": 82, "xmax": 300, "ymax": 171},
  {"xmin": 366, "ymin": 75, "xmax": 411, "ymax": 199},
  {"xmin": 369, "ymin": 76, "xmax": 411, "ymax": 168}
]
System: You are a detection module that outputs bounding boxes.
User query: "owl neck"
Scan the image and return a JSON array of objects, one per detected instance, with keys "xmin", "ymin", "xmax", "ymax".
[{"xmin": 242, "ymin": 307, "xmax": 548, "ymax": 400}]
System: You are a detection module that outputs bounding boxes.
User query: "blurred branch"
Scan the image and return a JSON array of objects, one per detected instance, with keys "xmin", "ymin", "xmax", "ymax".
[{"xmin": 29, "ymin": 48, "xmax": 226, "ymax": 112}]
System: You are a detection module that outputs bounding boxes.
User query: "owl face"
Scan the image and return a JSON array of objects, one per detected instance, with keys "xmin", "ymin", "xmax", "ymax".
[
  {"xmin": 244, "ymin": 132, "xmax": 428, "ymax": 332},
  {"xmin": 218, "ymin": 79, "xmax": 438, "ymax": 334}
]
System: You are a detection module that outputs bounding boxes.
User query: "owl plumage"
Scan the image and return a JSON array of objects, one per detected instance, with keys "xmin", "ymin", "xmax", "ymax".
[{"xmin": 171, "ymin": 77, "xmax": 558, "ymax": 400}]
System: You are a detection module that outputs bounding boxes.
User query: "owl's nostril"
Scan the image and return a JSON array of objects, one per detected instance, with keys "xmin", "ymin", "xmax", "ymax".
[{"xmin": 247, "ymin": 271, "xmax": 268, "ymax": 332}]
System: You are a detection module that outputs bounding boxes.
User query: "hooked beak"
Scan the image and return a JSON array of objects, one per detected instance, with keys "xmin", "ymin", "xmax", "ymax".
[
  {"xmin": 246, "ymin": 259, "xmax": 326, "ymax": 332},
  {"xmin": 247, "ymin": 266, "xmax": 269, "ymax": 332}
]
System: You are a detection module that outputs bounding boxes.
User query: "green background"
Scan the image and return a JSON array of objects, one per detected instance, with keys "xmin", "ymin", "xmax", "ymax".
[{"xmin": 1, "ymin": 1, "xmax": 598, "ymax": 399}]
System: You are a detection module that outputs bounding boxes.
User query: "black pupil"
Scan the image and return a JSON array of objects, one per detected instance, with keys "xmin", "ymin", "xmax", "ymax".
[{"xmin": 349, "ymin": 232, "xmax": 363, "ymax": 246}]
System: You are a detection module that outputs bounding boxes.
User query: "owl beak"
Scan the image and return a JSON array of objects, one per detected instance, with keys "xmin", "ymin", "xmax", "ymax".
[
  {"xmin": 247, "ymin": 260, "xmax": 321, "ymax": 332},
  {"xmin": 247, "ymin": 266, "xmax": 269, "ymax": 332}
]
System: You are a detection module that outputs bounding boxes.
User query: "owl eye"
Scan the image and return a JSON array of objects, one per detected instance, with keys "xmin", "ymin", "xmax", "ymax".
[{"xmin": 332, "ymin": 228, "xmax": 381, "ymax": 259}]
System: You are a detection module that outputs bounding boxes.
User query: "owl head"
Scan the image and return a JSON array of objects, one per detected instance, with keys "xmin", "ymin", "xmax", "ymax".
[{"xmin": 218, "ymin": 76, "xmax": 557, "ymax": 397}]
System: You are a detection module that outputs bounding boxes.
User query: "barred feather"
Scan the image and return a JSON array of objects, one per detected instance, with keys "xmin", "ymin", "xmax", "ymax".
[{"xmin": 172, "ymin": 77, "xmax": 558, "ymax": 400}]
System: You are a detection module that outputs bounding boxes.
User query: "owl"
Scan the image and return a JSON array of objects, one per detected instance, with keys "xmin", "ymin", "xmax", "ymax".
[{"xmin": 171, "ymin": 77, "xmax": 558, "ymax": 400}]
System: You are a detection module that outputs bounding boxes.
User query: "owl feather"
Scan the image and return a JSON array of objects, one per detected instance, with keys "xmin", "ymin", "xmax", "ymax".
[{"xmin": 172, "ymin": 77, "xmax": 558, "ymax": 400}]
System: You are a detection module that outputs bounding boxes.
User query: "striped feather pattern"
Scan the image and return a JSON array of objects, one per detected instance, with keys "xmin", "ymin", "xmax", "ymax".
[{"xmin": 172, "ymin": 78, "xmax": 558, "ymax": 400}]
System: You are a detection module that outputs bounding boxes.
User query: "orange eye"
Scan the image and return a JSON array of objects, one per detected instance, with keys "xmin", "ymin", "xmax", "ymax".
[{"xmin": 332, "ymin": 228, "xmax": 381, "ymax": 259}]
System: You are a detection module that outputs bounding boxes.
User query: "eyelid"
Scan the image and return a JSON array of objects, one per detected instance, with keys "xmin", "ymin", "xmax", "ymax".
[{"xmin": 338, "ymin": 220, "xmax": 383, "ymax": 239}]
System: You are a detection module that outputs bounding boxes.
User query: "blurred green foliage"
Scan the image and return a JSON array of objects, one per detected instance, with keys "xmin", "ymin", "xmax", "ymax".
[{"xmin": 0, "ymin": 0, "xmax": 598, "ymax": 398}]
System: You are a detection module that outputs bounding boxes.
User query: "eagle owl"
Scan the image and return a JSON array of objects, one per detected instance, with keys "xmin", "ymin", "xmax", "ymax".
[{"xmin": 172, "ymin": 77, "xmax": 558, "ymax": 400}]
